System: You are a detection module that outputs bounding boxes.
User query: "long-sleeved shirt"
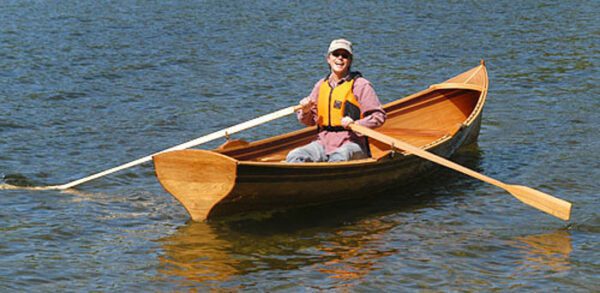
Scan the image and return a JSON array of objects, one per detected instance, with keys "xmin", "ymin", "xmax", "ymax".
[{"xmin": 297, "ymin": 74, "xmax": 386, "ymax": 154}]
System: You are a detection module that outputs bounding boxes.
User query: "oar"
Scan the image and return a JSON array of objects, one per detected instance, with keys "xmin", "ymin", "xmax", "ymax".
[
  {"xmin": 349, "ymin": 124, "xmax": 572, "ymax": 221},
  {"xmin": 1, "ymin": 105, "xmax": 302, "ymax": 191}
]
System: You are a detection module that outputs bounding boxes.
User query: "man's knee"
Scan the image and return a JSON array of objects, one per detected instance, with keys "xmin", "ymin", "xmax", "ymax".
[
  {"xmin": 328, "ymin": 152, "xmax": 349, "ymax": 162},
  {"xmin": 286, "ymin": 142, "xmax": 325, "ymax": 163},
  {"xmin": 286, "ymin": 148, "xmax": 308, "ymax": 162},
  {"xmin": 328, "ymin": 143, "xmax": 367, "ymax": 162}
]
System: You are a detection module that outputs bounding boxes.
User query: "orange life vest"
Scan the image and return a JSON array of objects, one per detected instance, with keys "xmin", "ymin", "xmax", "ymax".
[{"xmin": 317, "ymin": 72, "xmax": 363, "ymax": 130}]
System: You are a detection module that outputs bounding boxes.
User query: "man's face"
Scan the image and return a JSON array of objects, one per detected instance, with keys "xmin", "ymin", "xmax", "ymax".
[{"xmin": 327, "ymin": 49, "xmax": 352, "ymax": 76}]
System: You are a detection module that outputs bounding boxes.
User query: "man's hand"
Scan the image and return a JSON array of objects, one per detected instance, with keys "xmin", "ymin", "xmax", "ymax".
[
  {"xmin": 341, "ymin": 116, "xmax": 354, "ymax": 129},
  {"xmin": 299, "ymin": 97, "xmax": 314, "ymax": 113}
]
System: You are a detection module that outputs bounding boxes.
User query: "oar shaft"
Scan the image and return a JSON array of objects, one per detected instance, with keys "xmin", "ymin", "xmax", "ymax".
[
  {"xmin": 350, "ymin": 124, "xmax": 571, "ymax": 220},
  {"xmin": 351, "ymin": 124, "xmax": 504, "ymax": 186},
  {"xmin": 55, "ymin": 105, "xmax": 301, "ymax": 190}
]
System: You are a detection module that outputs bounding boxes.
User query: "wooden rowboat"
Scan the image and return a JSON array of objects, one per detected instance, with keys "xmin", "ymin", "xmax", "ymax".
[{"xmin": 153, "ymin": 62, "xmax": 489, "ymax": 221}]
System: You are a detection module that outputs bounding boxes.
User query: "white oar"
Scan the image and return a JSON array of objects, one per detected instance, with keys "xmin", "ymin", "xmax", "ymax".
[{"xmin": 1, "ymin": 105, "xmax": 302, "ymax": 191}]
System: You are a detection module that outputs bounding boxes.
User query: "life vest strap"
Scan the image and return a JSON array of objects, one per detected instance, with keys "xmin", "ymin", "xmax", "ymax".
[{"xmin": 319, "ymin": 126, "xmax": 347, "ymax": 132}]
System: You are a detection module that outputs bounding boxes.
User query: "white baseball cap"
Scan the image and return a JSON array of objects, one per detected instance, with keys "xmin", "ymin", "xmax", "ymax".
[{"xmin": 327, "ymin": 39, "xmax": 353, "ymax": 55}]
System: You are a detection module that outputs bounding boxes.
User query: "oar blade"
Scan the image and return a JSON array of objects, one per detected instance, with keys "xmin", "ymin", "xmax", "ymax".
[{"xmin": 506, "ymin": 185, "xmax": 572, "ymax": 221}]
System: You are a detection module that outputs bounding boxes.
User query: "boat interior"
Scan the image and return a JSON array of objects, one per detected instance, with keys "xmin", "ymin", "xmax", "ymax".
[{"xmin": 217, "ymin": 87, "xmax": 483, "ymax": 163}]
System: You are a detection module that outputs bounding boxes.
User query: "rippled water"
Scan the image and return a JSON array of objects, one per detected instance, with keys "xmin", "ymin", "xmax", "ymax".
[{"xmin": 1, "ymin": 1, "xmax": 598, "ymax": 291}]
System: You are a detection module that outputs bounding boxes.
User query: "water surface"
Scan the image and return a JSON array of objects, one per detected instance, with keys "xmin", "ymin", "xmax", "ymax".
[{"xmin": 1, "ymin": 1, "xmax": 598, "ymax": 291}]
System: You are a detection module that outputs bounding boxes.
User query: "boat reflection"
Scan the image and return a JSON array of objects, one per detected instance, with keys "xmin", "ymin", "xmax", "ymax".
[
  {"xmin": 315, "ymin": 218, "xmax": 398, "ymax": 282},
  {"xmin": 512, "ymin": 230, "xmax": 573, "ymax": 272},
  {"xmin": 157, "ymin": 222, "xmax": 239, "ymax": 284},
  {"xmin": 157, "ymin": 213, "xmax": 400, "ymax": 287}
]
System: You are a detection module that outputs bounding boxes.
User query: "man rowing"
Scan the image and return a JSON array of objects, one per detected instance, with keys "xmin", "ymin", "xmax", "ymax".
[{"xmin": 286, "ymin": 38, "xmax": 386, "ymax": 162}]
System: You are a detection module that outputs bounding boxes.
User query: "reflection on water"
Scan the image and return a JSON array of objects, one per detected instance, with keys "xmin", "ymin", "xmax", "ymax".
[
  {"xmin": 511, "ymin": 230, "xmax": 573, "ymax": 272},
  {"xmin": 157, "ymin": 222, "xmax": 239, "ymax": 284},
  {"xmin": 315, "ymin": 218, "xmax": 398, "ymax": 283},
  {"xmin": 158, "ymin": 215, "xmax": 399, "ymax": 289}
]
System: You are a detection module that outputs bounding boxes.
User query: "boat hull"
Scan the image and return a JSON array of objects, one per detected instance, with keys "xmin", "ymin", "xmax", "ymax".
[{"xmin": 208, "ymin": 113, "xmax": 482, "ymax": 218}]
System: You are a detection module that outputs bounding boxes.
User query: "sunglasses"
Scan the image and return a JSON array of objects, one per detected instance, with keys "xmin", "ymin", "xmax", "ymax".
[{"xmin": 331, "ymin": 51, "xmax": 351, "ymax": 59}]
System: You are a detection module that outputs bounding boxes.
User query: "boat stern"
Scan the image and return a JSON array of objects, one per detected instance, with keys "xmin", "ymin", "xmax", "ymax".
[{"xmin": 153, "ymin": 150, "xmax": 238, "ymax": 221}]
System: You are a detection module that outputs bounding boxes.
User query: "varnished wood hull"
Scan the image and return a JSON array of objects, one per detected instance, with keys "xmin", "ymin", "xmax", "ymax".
[
  {"xmin": 214, "ymin": 123, "xmax": 482, "ymax": 218},
  {"xmin": 154, "ymin": 62, "xmax": 488, "ymax": 221}
]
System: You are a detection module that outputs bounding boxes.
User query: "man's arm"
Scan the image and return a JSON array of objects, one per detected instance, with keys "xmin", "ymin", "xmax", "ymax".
[
  {"xmin": 296, "ymin": 80, "xmax": 322, "ymax": 126},
  {"xmin": 354, "ymin": 79, "xmax": 386, "ymax": 128}
]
